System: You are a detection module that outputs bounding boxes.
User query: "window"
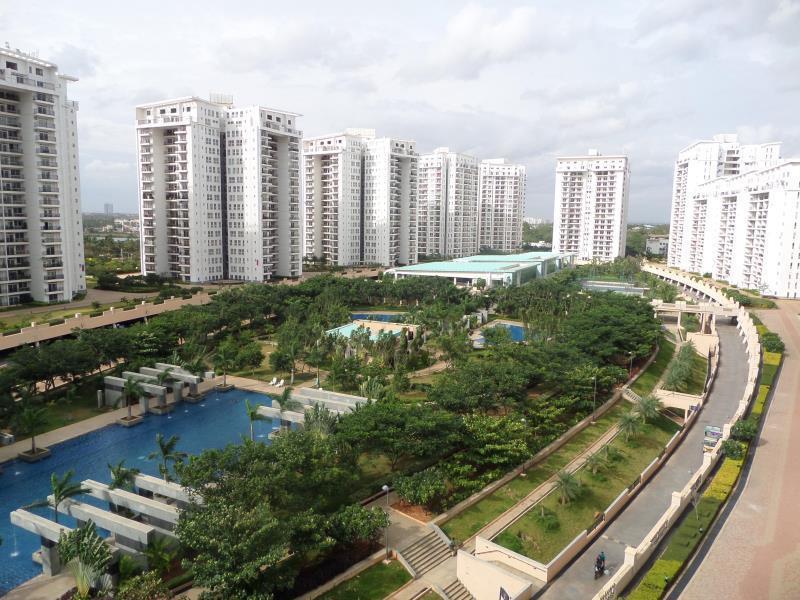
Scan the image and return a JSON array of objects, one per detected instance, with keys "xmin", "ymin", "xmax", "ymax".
[
  {"xmin": 36, "ymin": 68, "xmax": 43, "ymax": 76},
  {"xmin": 5, "ymin": 61, "xmax": 17, "ymax": 70}
]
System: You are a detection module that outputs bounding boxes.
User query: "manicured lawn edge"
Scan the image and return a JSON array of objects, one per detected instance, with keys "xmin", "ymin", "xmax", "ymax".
[
  {"xmin": 316, "ymin": 557, "xmax": 411, "ymax": 600},
  {"xmin": 632, "ymin": 340, "xmax": 675, "ymax": 397}
]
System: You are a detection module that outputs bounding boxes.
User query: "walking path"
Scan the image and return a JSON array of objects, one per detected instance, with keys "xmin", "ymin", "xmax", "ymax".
[
  {"xmin": 677, "ymin": 301, "xmax": 800, "ymax": 600},
  {"xmin": 465, "ymin": 424, "xmax": 621, "ymax": 548},
  {"xmin": 539, "ymin": 323, "xmax": 747, "ymax": 599}
]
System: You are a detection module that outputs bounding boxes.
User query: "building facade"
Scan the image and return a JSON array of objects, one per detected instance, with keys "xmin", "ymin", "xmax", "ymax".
[
  {"xmin": 645, "ymin": 235, "xmax": 669, "ymax": 256},
  {"xmin": 136, "ymin": 96, "xmax": 301, "ymax": 282},
  {"xmin": 0, "ymin": 49, "xmax": 86, "ymax": 306},
  {"xmin": 478, "ymin": 159, "xmax": 525, "ymax": 253},
  {"xmin": 303, "ymin": 129, "xmax": 418, "ymax": 267},
  {"xmin": 417, "ymin": 147, "xmax": 479, "ymax": 258},
  {"xmin": 552, "ymin": 150, "xmax": 629, "ymax": 262},
  {"xmin": 667, "ymin": 134, "xmax": 780, "ymax": 271}
]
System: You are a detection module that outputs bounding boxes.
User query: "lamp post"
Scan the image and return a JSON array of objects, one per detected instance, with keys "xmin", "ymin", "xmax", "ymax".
[
  {"xmin": 592, "ymin": 375, "xmax": 597, "ymax": 423},
  {"xmin": 382, "ymin": 484, "xmax": 390, "ymax": 561},
  {"xmin": 315, "ymin": 338, "xmax": 321, "ymax": 388},
  {"xmin": 628, "ymin": 351, "xmax": 634, "ymax": 380}
]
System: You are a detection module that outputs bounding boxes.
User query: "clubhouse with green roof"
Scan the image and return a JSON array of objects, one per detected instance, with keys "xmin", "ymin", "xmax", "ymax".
[{"xmin": 384, "ymin": 252, "xmax": 574, "ymax": 288}]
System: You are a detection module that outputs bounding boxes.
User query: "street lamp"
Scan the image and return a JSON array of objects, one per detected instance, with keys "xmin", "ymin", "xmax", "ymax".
[
  {"xmin": 382, "ymin": 484, "xmax": 390, "ymax": 561},
  {"xmin": 628, "ymin": 352, "xmax": 634, "ymax": 380},
  {"xmin": 592, "ymin": 375, "xmax": 597, "ymax": 423}
]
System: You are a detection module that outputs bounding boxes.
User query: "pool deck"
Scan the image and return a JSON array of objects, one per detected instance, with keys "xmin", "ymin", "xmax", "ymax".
[{"xmin": 0, "ymin": 379, "xmax": 219, "ymax": 465}]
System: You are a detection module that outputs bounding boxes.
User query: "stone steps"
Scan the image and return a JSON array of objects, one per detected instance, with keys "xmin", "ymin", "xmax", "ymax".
[
  {"xmin": 443, "ymin": 579, "xmax": 474, "ymax": 600},
  {"xmin": 399, "ymin": 531, "xmax": 451, "ymax": 576}
]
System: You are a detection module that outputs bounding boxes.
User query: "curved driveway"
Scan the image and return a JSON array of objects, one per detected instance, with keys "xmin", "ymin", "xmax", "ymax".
[
  {"xmin": 539, "ymin": 323, "xmax": 748, "ymax": 599},
  {"xmin": 678, "ymin": 301, "xmax": 800, "ymax": 600}
]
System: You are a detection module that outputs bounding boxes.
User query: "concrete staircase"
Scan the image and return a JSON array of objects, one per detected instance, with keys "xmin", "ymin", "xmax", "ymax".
[
  {"xmin": 443, "ymin": 579, "xmax": 474, "ymax": 600},
  {"xmin": 398, "ymin": 531, "xmax": 451, "ymax": 576}
]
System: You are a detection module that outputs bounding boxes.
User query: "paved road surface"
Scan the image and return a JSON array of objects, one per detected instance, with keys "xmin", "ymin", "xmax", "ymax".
[
  {"xmin": 540, "ymin": 324, "xmax": 748, "ymax": 599},
  {"xmin": 679, "ymin": 301, "xmax": 800, "ymax": 600}
]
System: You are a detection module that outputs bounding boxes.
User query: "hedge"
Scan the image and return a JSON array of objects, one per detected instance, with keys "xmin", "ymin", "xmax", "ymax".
[
  {"xmin": 47, "ymin": 318, "xmax": 65, "ymax": 326},
  {"xmin": 760, "ymin": 363, "xmax": 778, "ymax": 386},
  {"xmin": 763, "ymin": 352, "xmax": 782, "ymax": 366},
  {"xmin": 752, "ymin": 385, "xmax": 770, "ymax": 418}
]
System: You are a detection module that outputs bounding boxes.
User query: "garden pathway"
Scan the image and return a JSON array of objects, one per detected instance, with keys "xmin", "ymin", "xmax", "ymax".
[
  {"xmin": 539, "ymin": 323, "xmax": 747, "ymax": 599},
  {"xmin": 676, "ymin": 301, "xmax": 800, "ymax": 600}
]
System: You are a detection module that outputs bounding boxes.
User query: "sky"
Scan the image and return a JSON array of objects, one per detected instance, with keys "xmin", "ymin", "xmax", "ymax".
[{"xmin": 2, "ymin": 0, "xmax": 799, "ymax": 222}]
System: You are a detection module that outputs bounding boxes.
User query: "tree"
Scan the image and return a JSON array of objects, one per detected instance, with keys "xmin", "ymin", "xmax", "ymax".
[
  {"xmin": 148, "ymin": 433, "xmax": 187, "ymax": 482},
  {"xmin": 14, "ymin": 404, "xmax": 48, "ymax": 455},
  {"xmin": 554, "ymin": 470, "xmax": 582, "ymax": 505},
  {"xmin": 731, "ymin": 418, "xmax": 758, "ymax": 441},
  {"xmin": 359, "ymin": 376, "xmax": 384, "ymax": 401},
  {"xmin": 213, "ymin": 338, "xmax": 239, "ymax": 387},
  {"xmin": 122, "ymin": 377, "xmax": 145, "ymax": 420},
  {"xmin": 584, "ymin": 452, "xmax": 608, "ymax": 476},
  {"xmin": 155, "ymin": 367, "xmax": 174, "ymax": 390},
  {"xmin": 116, "ymin": 570, "xmax": 173, "ymax": 600},
  {"xmin": 304, "ymin": 403, "xmax": 338, "ymax": 438},
  {"xmin": 244, "ymin": 398, "xmax": 268, "ymax": 441},
  {"xmin": 634, "ymin": 394, "xmax": 664, "ymax": 424},
  {"xmin": 144, "ymin": 536, "xmax": 177, "ymax": 576},
  {"xmin": 394, "ymin": 467, "xmax": 449, "ymax": 510},
  {"xmin": 619, "ymin": 411, "xmax": 642, "ymax": 442},
  {"xmin": 58, "ymin": 521, "xmax": 111, "ymax": 599},
  {"xmin": 273, "ymin": 387, "xmax": 302, "ymax": 431},
  {"xmin": 109, "ymin": 459, "xmax": 140, "ymax": 491},
  {"xmin": 26, "ymin": 470, "xmax": 90, "ymax": 523}
]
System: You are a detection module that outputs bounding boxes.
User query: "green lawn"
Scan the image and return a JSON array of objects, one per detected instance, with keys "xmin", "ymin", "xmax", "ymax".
[
  {"xmin": 441, "ymin": 403, "xmax": 628, "ymax": 542},
  {"xmin": 631, "ymin": 339, "xmax": 676, "ymax": 397},
  {"xmin": 685, "ymin": 352, "xmax": 708, "ymax": 396},
  {"xmin": 319, "ymin": 559, "xmax": 411, "ymax": 600},
  {"xmin": 494, "ymin": 414, "xmax": 679, "ymax": 563}
]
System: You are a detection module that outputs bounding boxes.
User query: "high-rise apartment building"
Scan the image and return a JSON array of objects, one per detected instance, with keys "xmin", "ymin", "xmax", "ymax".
[
  {"xmin": 0, "ymin": 49, "xmax": 86, "ymax": 306},
  {"xmin": 478, "ymin": 159, "xmax": 526, "ymax": 253},
  {"xmin": 667, "ymin": 135, "xmax": 800, "ymax": 297},
  {"xmin": 136, "ymin": 96, "xmax": 301, "ymax": 282},
  {"xmin": 417, "ymin": 147, "xmax": 479, "ymax": 258},
  {"xmin": 552, "ymin": 150, "xmax": 629, "ymax": 262},
  {"xmin": 667, "ymin": 134, "xmax": 780, "ymax": 271},
  {"xmin": 303, "ymin": 129, "xmax": 417, "ymax": 267},
  {"xmin": 104, "ymin": 202, "xmax": 113, "ymax": 215}
]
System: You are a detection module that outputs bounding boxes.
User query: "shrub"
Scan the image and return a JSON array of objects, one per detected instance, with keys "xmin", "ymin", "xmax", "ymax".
[
  {"xmin": 761, "ymin": 333, "xmax": 785, "ymax": 353},
  {"xmin": 628, "ymin": 558, "xmax": 682, "ymax": 599},
  {"xmin": 534, "ymin": 507, "xmax": 560, "ymax": 532},
  {"xmin": 731, "ymin": 418, "xmax": 758, "ymax": 441},
  {"xmin": 761, "ymin": 363, "xmax": 778, "ymax": 386},
  {"xmin": 47, "ymin": 318, "xmax": 65, "ymax": 326},
  {"xmin": 721, "ymin": 439, "xmax": 745, "ymax": 460},
  {"xmin": 752, "ymin": 385, "xmax": 770, "ymax": 417},
  {"xmin": 394, "ymin": 466, "xmax": 448, "ymax": 510},
  {"xmin": 763, "ymin": 351, "xmax": 782, "ymax": 366},
  {"xmin": 89, "ymin": 310, "xmax": 103, "ymax": 317}
]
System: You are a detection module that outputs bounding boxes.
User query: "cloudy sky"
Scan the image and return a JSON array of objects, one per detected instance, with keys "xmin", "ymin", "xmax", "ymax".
[{"xmin": 2, "ymin": 0, "xmax": 798, "ymax": 221}]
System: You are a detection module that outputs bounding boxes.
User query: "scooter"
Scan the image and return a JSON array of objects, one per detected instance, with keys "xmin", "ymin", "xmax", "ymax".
[{"xmin": 594, "ymin": 561, "xmax": 605, "ymax": 579}]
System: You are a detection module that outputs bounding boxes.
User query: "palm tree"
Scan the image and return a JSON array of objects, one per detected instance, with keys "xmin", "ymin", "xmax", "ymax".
[
  {"xmin": 244, "ymin": 398, "xmax": 268, "ymax": 441},
  {"xmin": 26, "ymin": 470, "xmax": 89, "ymax": 523},
  {"xmin": 57, "ymin": 521, "xmax": 111, "ymax": 599},
  {"xmin": 155, "ymin": 367, "xmax": 174, "ymax": 390},
  {"xmin": 553, "ymin": 470, "xmax": 582, "ymax": 505},
  {"xmin": 144, "ymin": 536, "xmax": 177, "ymax": 576},
  {"xmin": 213, "ymin": 342, "xmax": 238, "ymax": 387},
  {"xmin": 584, "ymin": 451, "xmax": 608, "ymax": 476},
  {"xmin": 14, "ymin": 404, "xmax": 48, "ymax": 455},
  {"xmin": 121, "ymin": 378, "xmax": 144, "ymax": 420},
  {"xmin": 108, "ymin": 460, "xmax": 140, "ymax": 491},
  {"xmin": 273, "ymin": 387, "xmax": 302, "ymax": 431},
  {"xmin": 304, "ymin": 403, "xmax": 338, "ymax": 437},
  {"xmin": 148, "ymin": 433, "xmax": 187, "ymax": 483},
  {"xmin": 359, "ymin": 376, "xmax": 384, "ymax": 401},
  {"xmin": 634, "ymin": 394, "xmax": 664, "ymax": 424},
  {"xmin": 619, "ymin": 410, "xmax": 643, "ymax": 442}
]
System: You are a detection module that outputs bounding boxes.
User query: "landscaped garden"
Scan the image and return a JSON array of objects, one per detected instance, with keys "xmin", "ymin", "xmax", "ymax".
[
  {"xmin": 0, "ymin": 257, "xmax": 679, "ymax": 598},
  {"xmin": 318, "ymin": 560, "xmax": 411, "ymax": 600},
  {"xmin": 631, "ymin": 338, "xmax": 676, "ymax": 397}
]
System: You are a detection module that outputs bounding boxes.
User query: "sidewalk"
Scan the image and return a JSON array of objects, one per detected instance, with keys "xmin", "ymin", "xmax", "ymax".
[{"xmin": 540, "ymin": 324, "xmax": 748, "ymax": 599}]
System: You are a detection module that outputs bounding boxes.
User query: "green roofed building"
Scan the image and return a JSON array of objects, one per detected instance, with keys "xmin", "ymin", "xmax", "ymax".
[{"xmin": 384, "ymin": 252, "xmax": 574, "ymax": 288}]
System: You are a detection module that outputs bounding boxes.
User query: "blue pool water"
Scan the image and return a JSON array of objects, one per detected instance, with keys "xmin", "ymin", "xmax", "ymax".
[
  {"xmin": 477, "ymin": 322, "xmax": 527, "ymax": 344},
  {"xmin": 349, "ymin": 312, "xmax": 406, "ymax": 322},
  {"xmin": 0, "ymin": 389, "xmax": 279, "ymax": 595}
]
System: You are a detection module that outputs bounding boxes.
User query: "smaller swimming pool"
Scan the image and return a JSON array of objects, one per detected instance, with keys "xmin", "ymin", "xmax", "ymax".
[{"xmin": 476, "ymin": 322, "xmax": 527, "ymax": 344}]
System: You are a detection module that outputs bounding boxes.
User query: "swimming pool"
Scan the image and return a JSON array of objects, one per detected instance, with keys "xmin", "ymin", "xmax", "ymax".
[
  {"xmin": 349, "ymin": 312, "xmax": 406, "ymax": 322},
  {"xmin": 475, "ymin": 322, "xmax": 527, "ymax": 345},
  {"xmin": 0, "ymin": 389, "xmax": 279, "ymax": 595}
]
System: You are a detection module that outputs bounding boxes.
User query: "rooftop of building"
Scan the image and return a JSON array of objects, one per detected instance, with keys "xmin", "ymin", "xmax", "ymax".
[{"xmin": 388, "ymin": 252, "xmax": 566, "ymax": 274}]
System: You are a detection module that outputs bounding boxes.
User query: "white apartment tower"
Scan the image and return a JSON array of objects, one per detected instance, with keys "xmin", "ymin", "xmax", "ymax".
[
  {"xmin": 0, "ymin": 48, "xmax": 86, "ymax": 306},
  {"xmin": 478, "ymin": 159, "xmax": 526, "ymax": 253},
  {"xmin": 668, "ymin": 134, "xmax": 800, "ymax": 298},
  {"xmin": 136, "ymin": 96, "xmax": 301, "ymax": 282},
  {"xmin": 667, "ymin": 134, "xmax": 780, "ymax": 271},
  {"xmin": 417, "ymin": 147, "xmax": 479, "ymax": 258},
  {"xmin": 303, "ymin": 129, "xmax": 417, "ymax": 267},
  {"xmin": 552, "ymin": 150, "xmax": 629, "ymax": 262}
]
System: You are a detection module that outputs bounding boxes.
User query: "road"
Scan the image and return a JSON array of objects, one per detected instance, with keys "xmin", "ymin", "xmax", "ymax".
[
  {"xmin": 539, "ymin": 324, "xmax": 748, "ymax": 599},
  {"xmin": 677, "ymin": 301, "xmax": 800, "ymax": 600}
]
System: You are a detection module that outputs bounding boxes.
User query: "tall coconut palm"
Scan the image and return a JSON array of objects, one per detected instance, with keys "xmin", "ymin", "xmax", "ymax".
[
  {"xmin": 108, "ymin": 460, "xmax": 140, "ymax": 491},
  {"xmin": 273, "ymin": 387, "xmax": 302, "ymax": 431},
  {"xmin": 14, "ymin": 404, "xmax": 48, "ymax": 455},
  {"xmin": 121, "ymin": 378, "xmax": 145, "ymax": 420},
  {"xmin": 619, "ymin": 410, "xmax": 643, "ymax": 442},
  {"xmin": 634, "ymin": 394, "xmax": 664, "ymax": 424},
  {"xmin": 553, "ymin": 470, "xmax": 582, "ymax": 505},
  {"xmin": 147, "ymin": 433, "xmax": 187, "ymax": 483},
  {"xmin": 244, "ymin": 398, "xmax": 268, "ymax": 441},
  {"xmin": 26, "ymin": 470, "xmax": 89, "ymax": 523}
]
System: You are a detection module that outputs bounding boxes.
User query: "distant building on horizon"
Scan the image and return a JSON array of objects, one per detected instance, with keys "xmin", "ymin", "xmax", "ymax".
[
  {"xmin": 523, "ymin": 216, "xmax": 548, "ymax": 226},
  {"xmin": 668, "ymin": 134, "xmax": 800, "ymax": 297},
  {"xmin": 478, "ymin": 159, "xmax": 526, "ymax": 253},
  {"xmin": 0, "ymin": 48, "xmax": 86, "ymax": 305},
  {"xmin": 135, "ymin": 95, "xmax": 302, "ymax": 283},
  {"xmin": 303, "ymin": 129, "xmax": 418, "ymax": 268},
  {"xmin": 104, "ymin": 202, "xmax": 113, "ymax": 215},
  {"xmin": 645, "ymin": 235, "xmax": 669, "ymax": 256},
  {"xmin": 417, "ymin": 147, "xmax": 479, "ymax": 259},
  {"xmin": 552, "ymin": 149, "xmax": 629, "ymax": 262}
]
